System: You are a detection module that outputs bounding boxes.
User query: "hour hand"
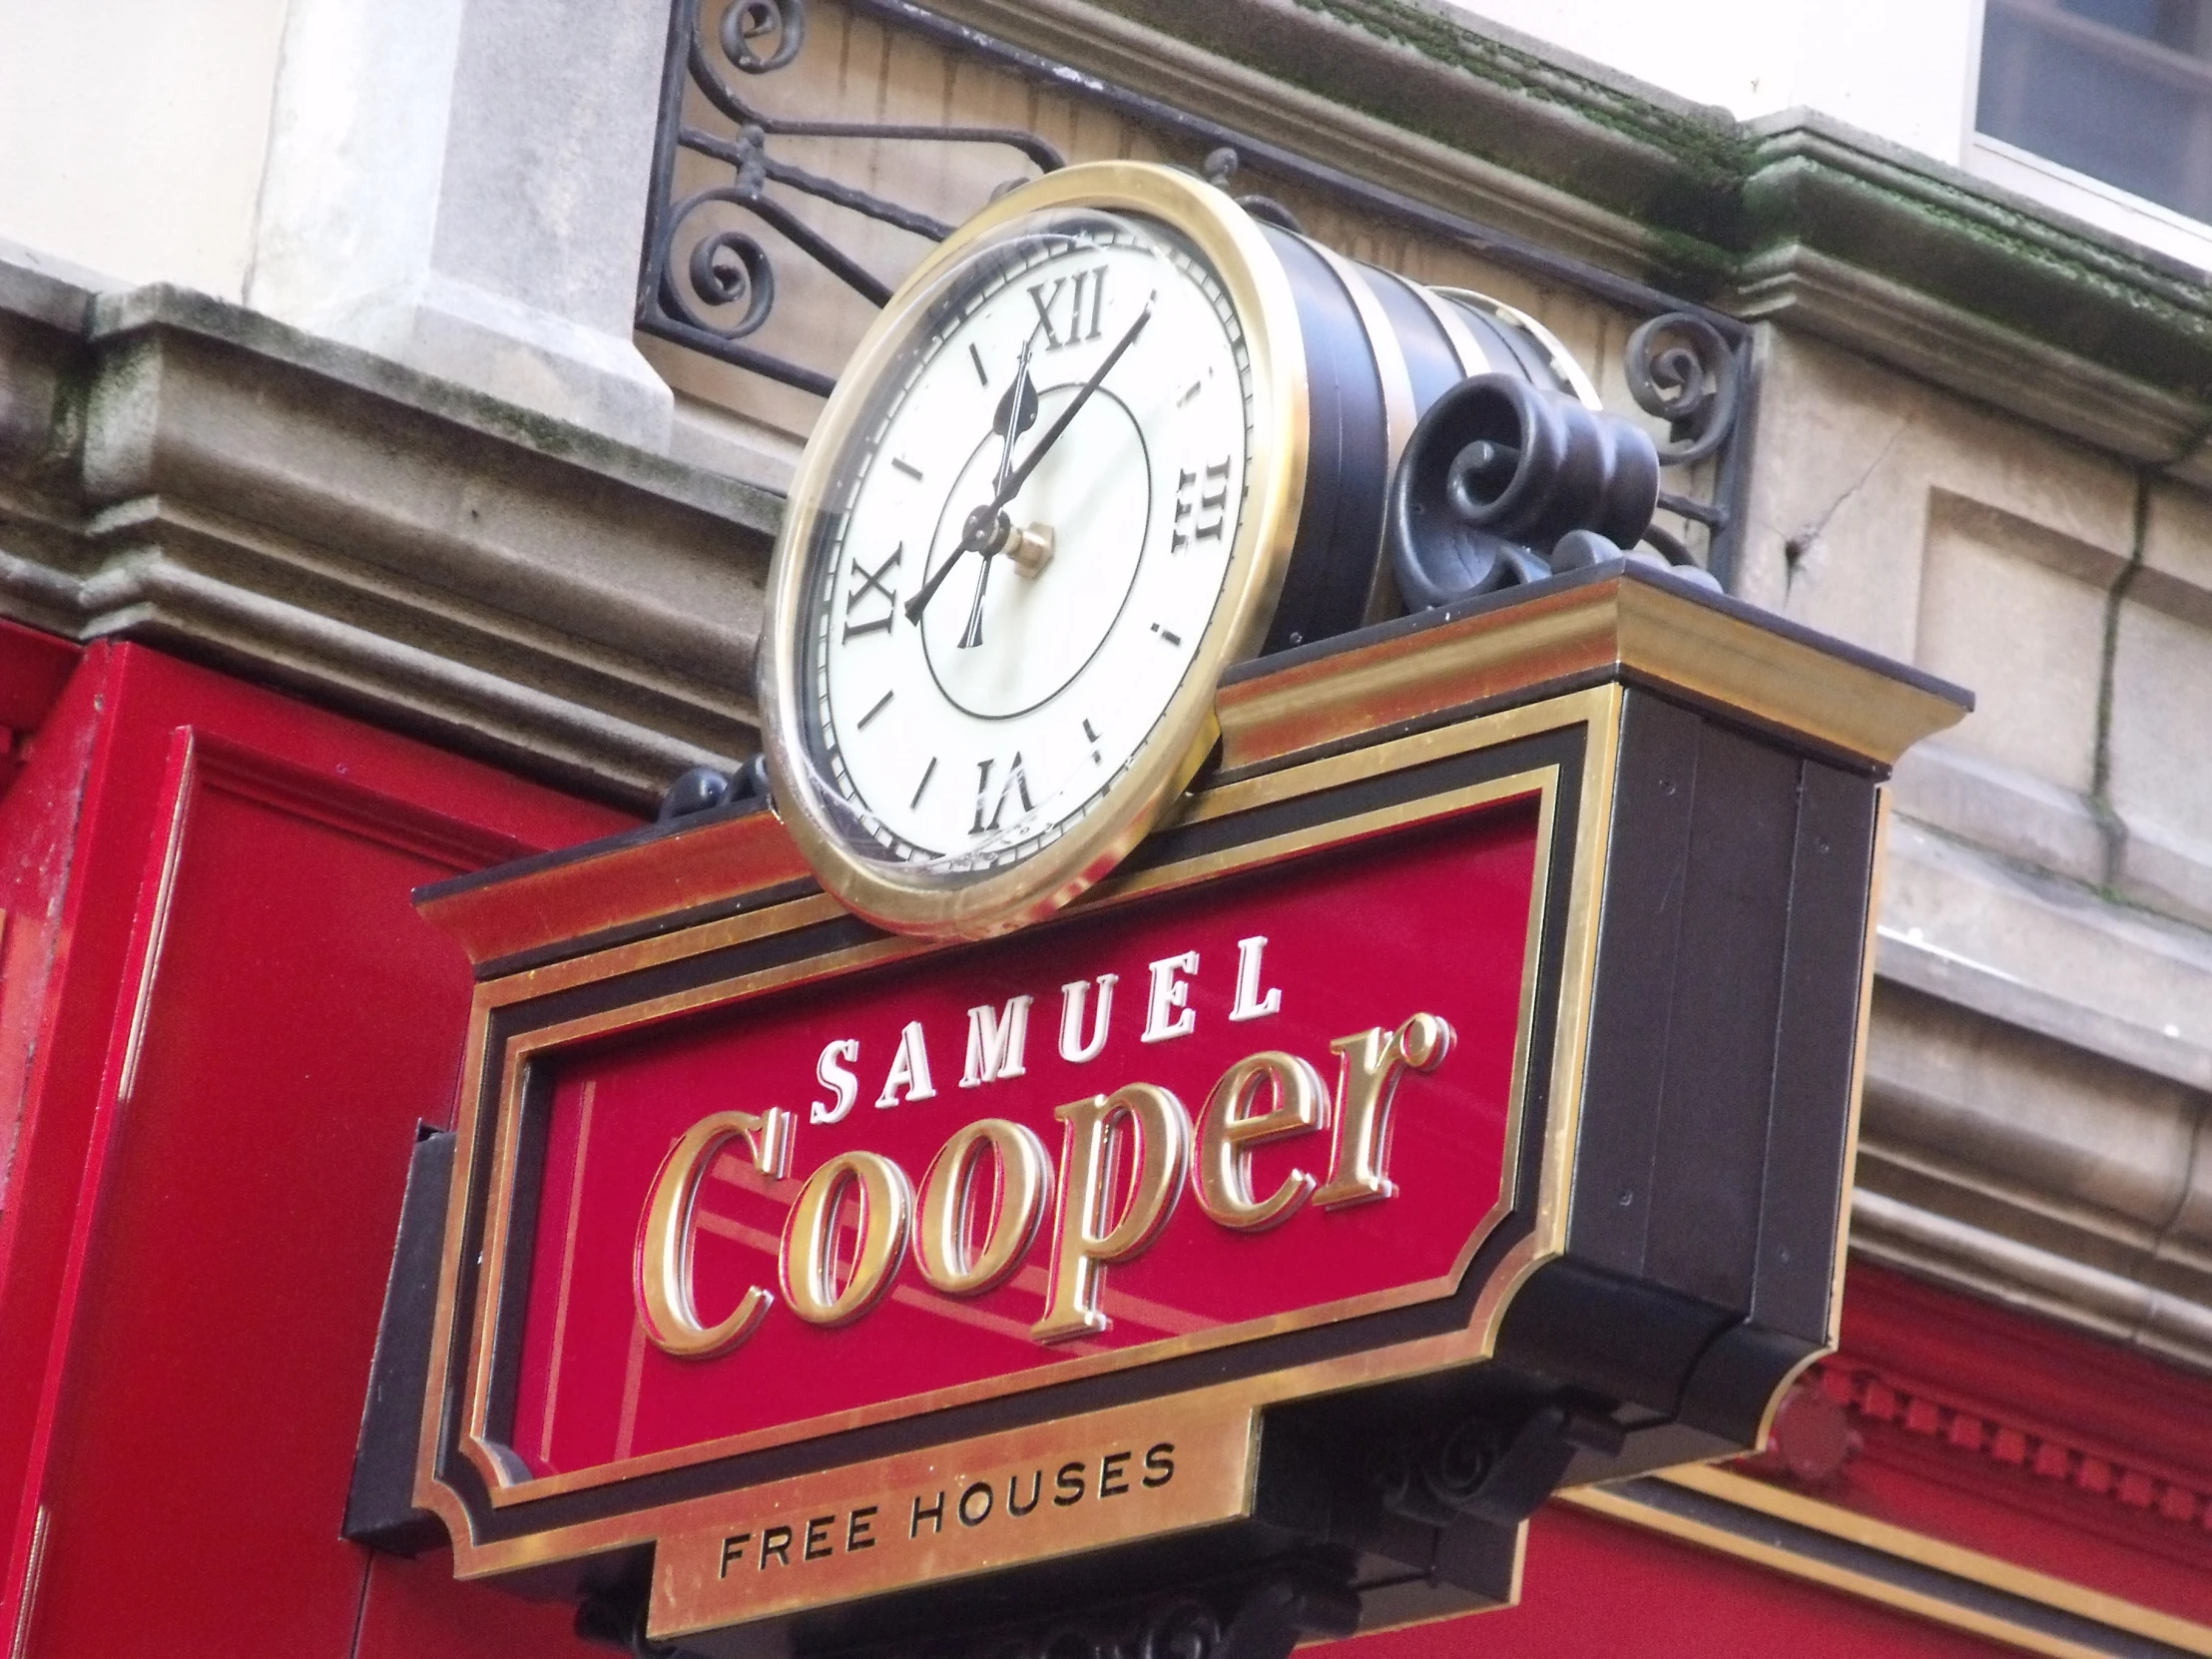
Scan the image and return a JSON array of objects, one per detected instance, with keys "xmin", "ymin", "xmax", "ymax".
[
  {"xmin": 904, "ymin": 346, "xmax": 1042, "ymax": 626},
  {"xmin": 993, "ymin": 360, "xmax": 1040, "ymax": 487}
]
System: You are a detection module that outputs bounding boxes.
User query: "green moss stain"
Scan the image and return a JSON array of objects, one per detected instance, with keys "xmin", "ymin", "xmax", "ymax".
[
  {"xmin": 1149, "ymin": 0, "xmax": 2212, "ymax": 407},
  {"xmin": 1283, "ymin": 0, "xmax": 1753, "ymax": 187}
]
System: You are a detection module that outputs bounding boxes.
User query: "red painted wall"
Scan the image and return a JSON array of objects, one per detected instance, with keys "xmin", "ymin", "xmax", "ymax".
[
  {"xmin": 0, "ymin": 627, "xmax": 2194, "ymax": 1658},
  {"xmin": 0, "ymin": 637, "xmax": 629, "ymax": 1657}
]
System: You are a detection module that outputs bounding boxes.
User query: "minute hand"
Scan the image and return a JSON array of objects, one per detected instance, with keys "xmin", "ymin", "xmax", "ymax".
[{"xmin": 990, "ymin": 293, "xmax": 1155, "ymax": 511}]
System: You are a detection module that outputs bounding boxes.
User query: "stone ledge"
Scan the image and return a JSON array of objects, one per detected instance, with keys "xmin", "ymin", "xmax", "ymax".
[
  {"xmin": 2120, "ymin": 819, "xmax": 2212, "ymax": 939},
  {"xmin": 1878, "ymin": 927, "xmax": 2212, "ymax": 1097},
  {"xmin": 1890, "ymin": 744, "xmax": 2110, "ymax": 893},
  {"xmin": 1857, "ymin": 976, "xmax": 2212, "ymax": 1374},
  {"xmin": 924, "ymin": 0, "xmax": 2212, "ymax": 481},
  {"xmin": 0, "ymin": 265, "xmax": 780, "ymax": 808},
  {"xmin": 1852, "ymin": 1190, "xmax": 2212, "ymax": 1377},
  {"xmin": 1882, "ymin": 817, "xmax": 2212, "ymax": 1059},
  {"xmin": 86, "ymin": 285, "xmax": 765, "ymax": 527}
]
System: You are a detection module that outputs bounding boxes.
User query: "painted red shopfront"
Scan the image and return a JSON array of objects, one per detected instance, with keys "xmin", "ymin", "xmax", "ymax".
[{"xmin": 0, "ymin": 623, "xmax": 2205, "ymax": 1657}]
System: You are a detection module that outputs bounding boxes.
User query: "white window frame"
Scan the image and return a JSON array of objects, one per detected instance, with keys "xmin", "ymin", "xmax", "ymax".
[{"xmin": 1961, "ymin": 0, "xmax": 2212, "ymax": 273}]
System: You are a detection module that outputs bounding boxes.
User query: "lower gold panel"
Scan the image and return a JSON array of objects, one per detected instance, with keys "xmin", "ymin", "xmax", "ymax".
[{"xmin": 649, "ymin": 1400, "xmax": 1259, "ymax": 1641}]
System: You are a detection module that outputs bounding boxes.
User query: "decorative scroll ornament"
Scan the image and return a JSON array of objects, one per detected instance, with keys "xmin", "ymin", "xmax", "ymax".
[
  {"xmin": 1626, "ymin": 310, "xmax": 1742, "ymax": 466},
  {"xmin": 638, "ymin": 0, "xmax": 1064, "ymax": 396},
  {"xmin": 635, "ymin": 0, "xmax": 1752, "ymax": 566}
]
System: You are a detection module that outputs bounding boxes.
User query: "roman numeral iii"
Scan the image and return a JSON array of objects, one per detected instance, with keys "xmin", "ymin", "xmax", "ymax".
[{"xmin": 1172, "ymin": 459, "xmax": 1232, "ymax": 553}]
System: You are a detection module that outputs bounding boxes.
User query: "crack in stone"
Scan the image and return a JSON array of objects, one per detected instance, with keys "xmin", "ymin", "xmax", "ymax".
[
  {"xmin": 1781, "ymin": 415, "xmax": 1910, "ymax": 599},
  {"xmin": 2087, "ymin": 475, "xmax": 2148, "ymax": 898}
]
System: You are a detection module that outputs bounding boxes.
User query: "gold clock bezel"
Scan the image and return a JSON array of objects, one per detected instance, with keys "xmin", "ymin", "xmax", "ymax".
[{"xmin": 758, "ymin": 161, "xmax": 1312, "ymax": 940}]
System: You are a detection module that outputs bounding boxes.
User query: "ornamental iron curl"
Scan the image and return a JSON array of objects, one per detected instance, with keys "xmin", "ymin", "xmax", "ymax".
[
  {"xmin": 810, "ymin": 1572, "xmax": 1349, "ymax": 1659},
  {"xmin": 1626, "ymin": 310, "xmax": 1742, "ymax": 468}
]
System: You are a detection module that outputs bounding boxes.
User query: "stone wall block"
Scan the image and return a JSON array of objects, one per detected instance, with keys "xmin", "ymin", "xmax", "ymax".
[
  {"xmin": 1862, "ymin": 984, "xmax": 2201, "ymax": 1235},
  {"xmin": 250, "ymin": 0, "xmax": 675, "ymax": 451},
  {"xmin": 1913, "ymin": 492, "xmax": 2120, "ymax": 796},
  {"xmin": 2107, "ymin": 484, "xmax": 2212, "ymax": 932}
]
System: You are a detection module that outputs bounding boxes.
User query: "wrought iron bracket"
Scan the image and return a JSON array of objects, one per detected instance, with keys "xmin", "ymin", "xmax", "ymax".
[
  {"xmin": 638, "ymin": 0, "xmax": 1063, "ymax": 397},
  {"xmin": 636, "ymin": 0, "xmax": 1754, "ymax": 576}
]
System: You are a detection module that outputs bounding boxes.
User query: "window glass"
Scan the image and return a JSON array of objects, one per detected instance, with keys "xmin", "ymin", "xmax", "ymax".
[{"xmin": 1978, "ymin": 0, "xmax": 2212, "ymax": 223}]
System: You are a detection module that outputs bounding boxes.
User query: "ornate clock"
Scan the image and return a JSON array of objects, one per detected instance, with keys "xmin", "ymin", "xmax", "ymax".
[{"xmin": 758, "ymin": 160, "xmax": 1633, "ymax": 940}]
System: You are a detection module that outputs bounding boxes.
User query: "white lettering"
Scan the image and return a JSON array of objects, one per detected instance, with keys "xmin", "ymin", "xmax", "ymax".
[
  {"xmin": 873, "ymin": 1020, "xmax": 937, "ymax": 1109},
  {"xmin": 1141, "ymin": 951, "xmax": 1200, "ymax": 1044},
  {"xmin": 961, "ymin": 995, "xmax": 1034, "ymax": 1087},
  {"xmin": 1228, "ymin": 935, "xmax": 1283, "ymax": 1023},
  {"xmin": 1058, "ymin": 974, "xmax": 1117, "ymax": 1064},
  {"xmin": 812, "ymin": 1038, "xmax": 860, "ymax": 1124}
]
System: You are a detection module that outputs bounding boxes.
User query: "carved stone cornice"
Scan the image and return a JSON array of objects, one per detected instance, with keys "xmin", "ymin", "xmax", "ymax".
[
  {"xmin": 923, "ymin": 0, "xmax": 2212, "ymax": 483},
  {"xmin": 0, "ymin": 259, "xmax": 779, "ymax": 808}
]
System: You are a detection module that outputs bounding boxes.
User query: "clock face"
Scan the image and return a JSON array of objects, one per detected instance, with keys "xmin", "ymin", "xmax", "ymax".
[
  {"xmin": 810, "ymin": 213, "xmax": 1252, "ymax": 869},
  {"xmin": 763, "ymin": 167, "xmax": 1307, "ymax": 938}
]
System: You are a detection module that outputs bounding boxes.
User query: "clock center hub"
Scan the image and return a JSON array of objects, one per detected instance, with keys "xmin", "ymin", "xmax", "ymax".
[{"xmin": 918, "ymin": 382, "xmax": 1152, "ymax": 721}]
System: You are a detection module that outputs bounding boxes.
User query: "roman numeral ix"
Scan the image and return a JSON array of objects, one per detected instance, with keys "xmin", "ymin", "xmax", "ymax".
[{"xmin": 842, "ymin": 543, "xmax": 901, "ymax": 642}]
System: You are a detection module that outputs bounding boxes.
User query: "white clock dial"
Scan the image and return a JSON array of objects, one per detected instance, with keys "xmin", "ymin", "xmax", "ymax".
[
  {"xmin": 761, "ymin": 163, "xmax": 1308, "ymax": 940},
  {"xmin": 807, "ymin": 215, "xmax": 1254, "ymax": 870}
]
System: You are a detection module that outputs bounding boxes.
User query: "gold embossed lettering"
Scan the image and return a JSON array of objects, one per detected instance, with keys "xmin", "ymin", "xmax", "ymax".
[
  {"xmin": 1193, "ymin": 1050, "xmax": 1329, "ymax": 1230},
  {"xmin": 913, "ymin": 1117, "xmax": 1052, "ymax": 1295},
  {"xmin": 637, "ymin": 1108, "xmax": 794, "ymax": 1359},
  {"xmin": 1033, "ymin": 1084, "xmax": 1192, "ymax": 1342},
  {"xmin": 782, "ymin": 1150, "xmax": 913, "ymax": 1325},
  {"xmin": 1314, "ymin": 1013, "xmax": 1454, "ymax": 1208}
]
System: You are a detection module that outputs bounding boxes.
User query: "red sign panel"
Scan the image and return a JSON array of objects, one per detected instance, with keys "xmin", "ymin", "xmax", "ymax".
[{"xmin": 500, "ymin": 791, "xmax": 1544, "ymax": 1487}]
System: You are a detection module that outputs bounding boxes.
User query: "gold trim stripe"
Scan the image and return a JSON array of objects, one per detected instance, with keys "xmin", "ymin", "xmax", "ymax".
[
  {"xmin": 1561, "ymin": 1464, "xmax": 2212, "ymax": 1658},
  {"xmin": 1214, "ymin": 571, "xmax": 1968, "ymax": 778}
]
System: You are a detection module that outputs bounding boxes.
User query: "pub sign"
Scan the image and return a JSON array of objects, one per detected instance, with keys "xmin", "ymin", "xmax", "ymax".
[{"xmin": 346, "ymin": 164, "xmax": 1969, "ymax": 1657}]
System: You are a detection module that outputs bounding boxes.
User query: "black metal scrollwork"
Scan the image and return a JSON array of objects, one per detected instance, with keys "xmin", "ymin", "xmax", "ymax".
[
  {"xmin": 1627, "ymin": 311, "xmax": 1742, "ymax": 468},
  {"xmin": 1366, "ymin": 1402, "xmax": 1626, "ymax": 1532},
  {"xmin": 722, "ymin": 0, "xmax": 805, "ymax": 72},
  {"xmin": 814, "ymin": 1573, "xmax": 1349, "ymax": 1659},
  {"xmin": 638, "ymin": 0, "xmax": 1065, "ymax": 395},
  {"xmin": 1136, "ymin": 1599, "xmax": 1225, "ymax": 1659},
  {"xmin": 1201, "ymin": 148, "xmax": 1306, "ymax": 235},
  {"xmin": 638, "ymin": 0, "xmax": 1755, "ymax": 578}
]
